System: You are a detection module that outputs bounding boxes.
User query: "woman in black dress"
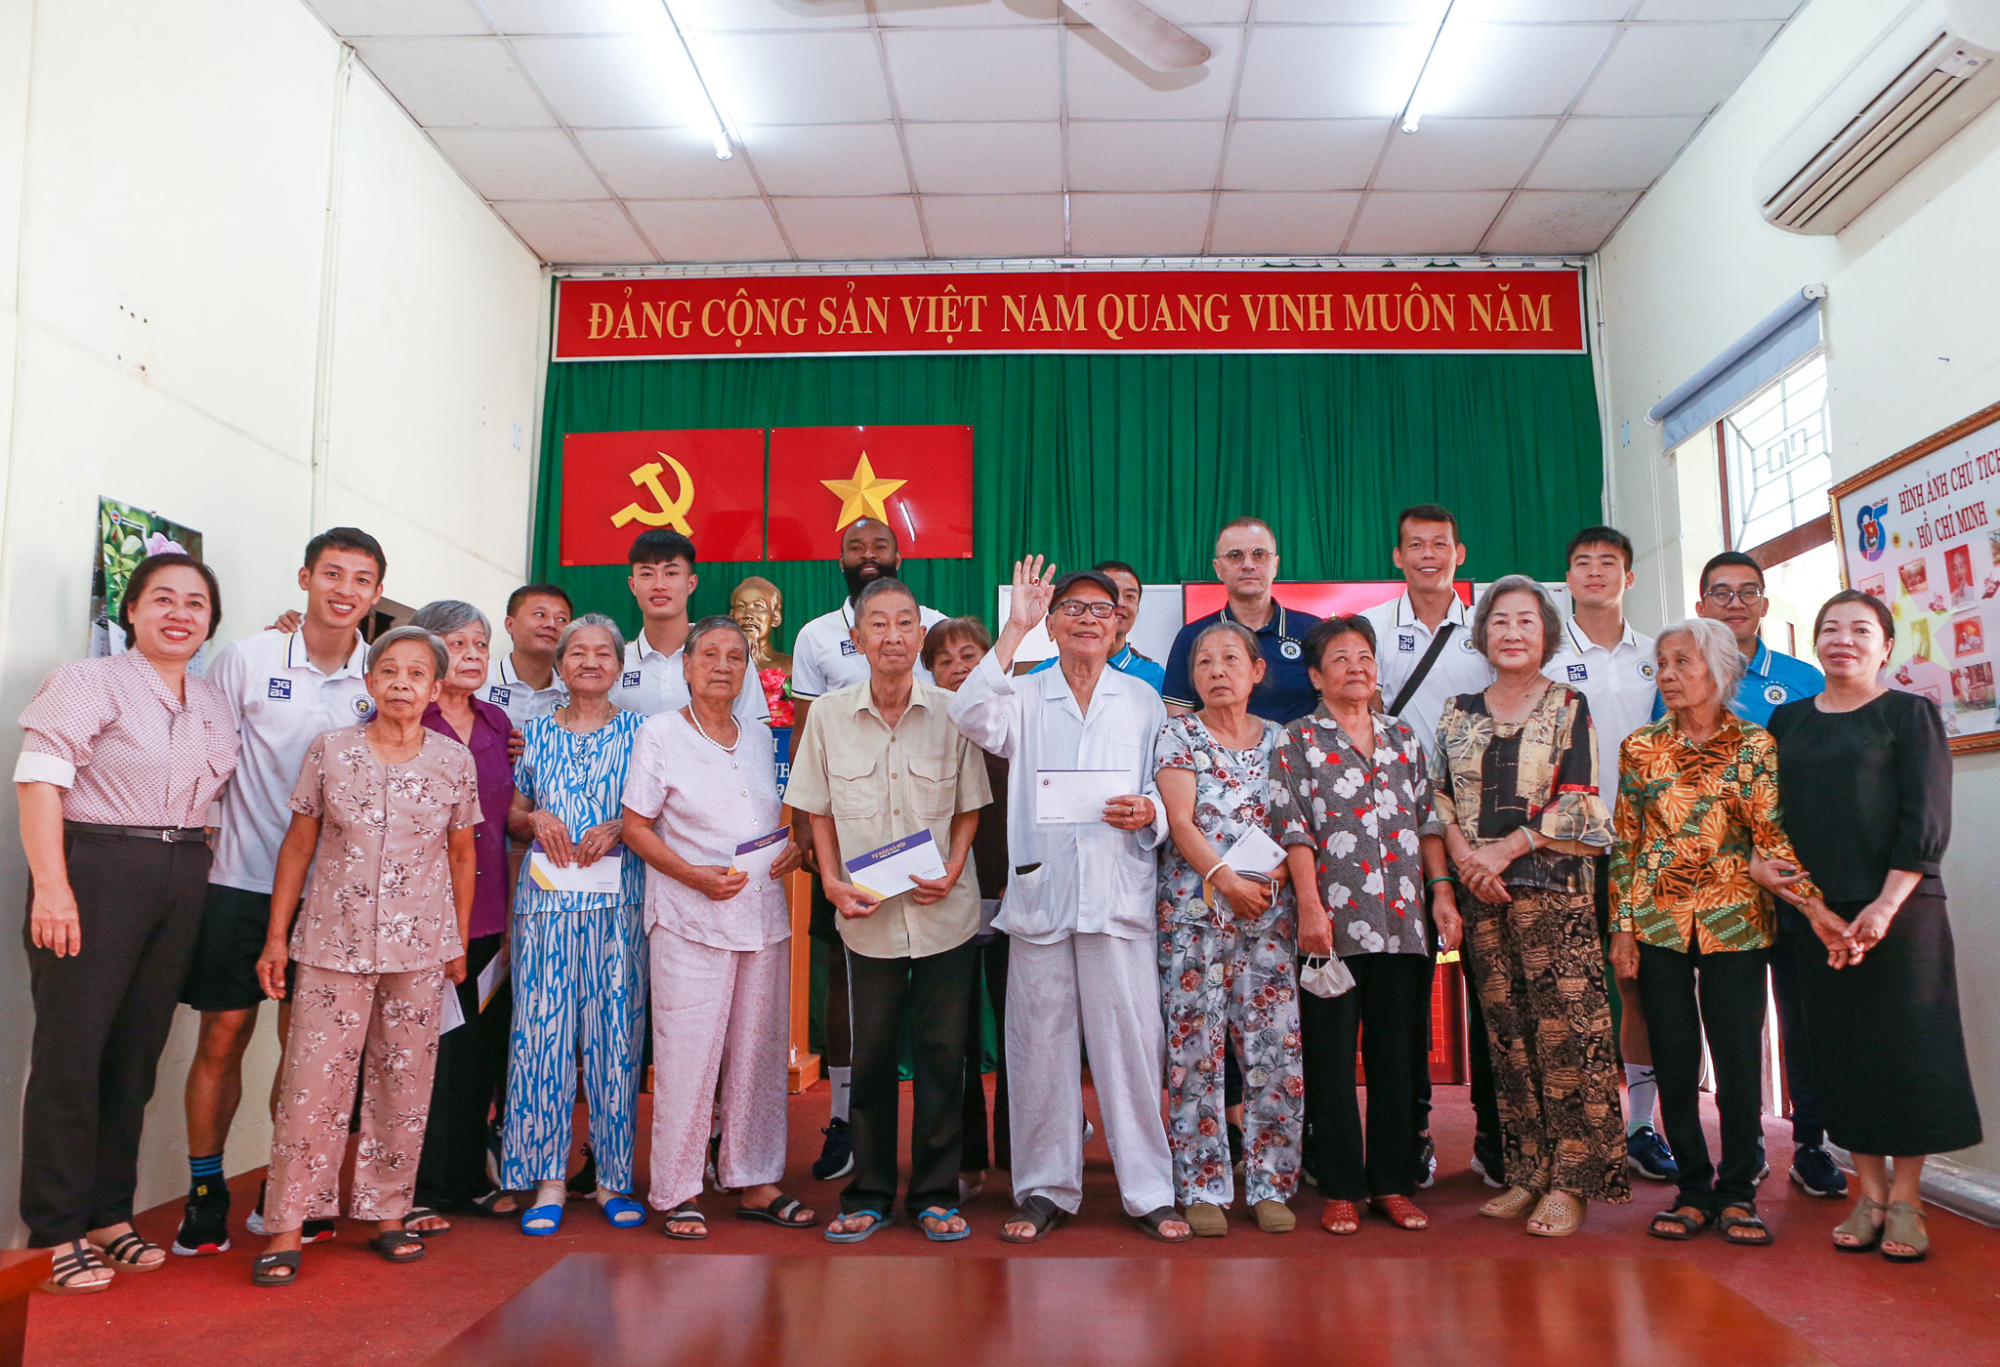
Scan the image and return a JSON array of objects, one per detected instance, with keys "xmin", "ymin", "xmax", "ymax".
[{"xmin": 1767, "ymin": 590, "xmax": 1981, "ymax": 1263}]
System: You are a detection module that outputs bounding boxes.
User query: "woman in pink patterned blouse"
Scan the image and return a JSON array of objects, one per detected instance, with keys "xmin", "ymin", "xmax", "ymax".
[{"xmin": 247, "ymin": 627, "xmax": 479, "ymax": 1288}]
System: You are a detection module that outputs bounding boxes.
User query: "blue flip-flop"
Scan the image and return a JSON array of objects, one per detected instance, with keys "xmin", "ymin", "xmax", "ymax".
[
  {"xmin": 917, "ymin": 1207, "xmax": 971, "ymax": 1243},
  {"xmin": 824, "ymin": 1210, "xmax": 892, "ymax": 1244},
  {"xmin": 601, "ymin": 1195, "xmax": 646, "ymax": 1228},
  {"xmin": 520, "ymin": 1203, "xmax": 565, "ymax": 1237}
]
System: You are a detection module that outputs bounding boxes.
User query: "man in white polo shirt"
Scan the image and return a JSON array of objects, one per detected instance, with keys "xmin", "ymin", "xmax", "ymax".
[
  {"xmin": 610, "ymin": 529, "xmax": 769, "ymax": 724},
  {"xmin": 479, "ymin": 582, "xmax": 573, "ymax": 727},
  {"xmin": 1360, "ymin": 503, "xmax": 1498, "ymax": 1192},
  {"xmin": 1541, "ymin": 525, "xmax": 1675, "ymax": 1187},
  {"xmin": 174, "ymin": 527, "xmax": 385, "ymax": 1258}
]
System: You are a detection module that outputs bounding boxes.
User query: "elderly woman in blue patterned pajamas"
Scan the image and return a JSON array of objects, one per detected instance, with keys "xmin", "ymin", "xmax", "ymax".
[
  {"xmin": 1154, "ymin": 620, "xmax": 1303, "ymax": 1237},
  {"xmin": 501, "ymin": 615, "xmax": 649, "ymax": 1235}
]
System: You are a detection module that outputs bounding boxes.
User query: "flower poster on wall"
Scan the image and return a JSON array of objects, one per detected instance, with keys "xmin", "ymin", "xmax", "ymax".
[
  {"xmin": 1832, "ymin": 398, "xmax": 2000, "ymax": 753},
  {"xmin": 90, "ymin": 497, "xmax": 204, "ymax": 659}
]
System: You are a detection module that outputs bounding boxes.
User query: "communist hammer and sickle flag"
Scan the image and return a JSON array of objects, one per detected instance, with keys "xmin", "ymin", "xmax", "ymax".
[
  {"xmin": 612, "ymin": 455, "xmax": 696, "ymax": 533},
  {"xmin": 559, "ymin": 429, "xmax": 767, "ymax": 565}
]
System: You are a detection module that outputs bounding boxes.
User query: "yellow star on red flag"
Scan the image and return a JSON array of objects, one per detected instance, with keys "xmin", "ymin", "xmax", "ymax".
[{"xmin": 820, "ymin": 451, "xmax": 907, "ymax": 528}]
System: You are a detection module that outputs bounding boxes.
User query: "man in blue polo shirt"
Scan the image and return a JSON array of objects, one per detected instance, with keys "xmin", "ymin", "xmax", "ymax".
[
  {"xmin": 1030, "ymin": 561, "xmax": 1164, "ymax": 691},
  {"xmin": 1690, "ymin": 548, "xmax": 1845, "ymax": 1200},
  {"xmin": 1163, "ymin": 517, "xmax": 1319, "ymax": 723}
]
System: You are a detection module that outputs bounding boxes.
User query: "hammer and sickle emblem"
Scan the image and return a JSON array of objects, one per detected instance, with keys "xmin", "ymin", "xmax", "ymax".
[{"xmin": 611, "ymin": 454, "xmax": 695, "ymax": 532}]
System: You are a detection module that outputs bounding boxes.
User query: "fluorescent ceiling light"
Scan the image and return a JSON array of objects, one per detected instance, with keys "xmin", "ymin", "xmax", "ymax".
[
  {"xmin": 661, "ymin": 2, "xmax": 733, "ymax": 159},
  {"xmin": 1400, "ymin": 0, "xmax": 1462, "ymax": 134}
]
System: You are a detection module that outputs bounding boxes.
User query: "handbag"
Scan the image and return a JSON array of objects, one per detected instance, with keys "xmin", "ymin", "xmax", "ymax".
[{"xmin": 1299, "ymin": 953, "xmax": 1356, "ymax": 999}]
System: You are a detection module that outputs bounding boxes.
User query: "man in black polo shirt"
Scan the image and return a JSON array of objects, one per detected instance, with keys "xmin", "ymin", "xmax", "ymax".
[{"xmin": 1163, "ymin": 517, "xmax": 1319, "ymax": 723}]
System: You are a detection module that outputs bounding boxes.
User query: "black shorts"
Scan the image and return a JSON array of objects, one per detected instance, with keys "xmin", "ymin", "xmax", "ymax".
[{"xmin": 180, "ymin": 884, "xmax": 277, "ymax": 1013}]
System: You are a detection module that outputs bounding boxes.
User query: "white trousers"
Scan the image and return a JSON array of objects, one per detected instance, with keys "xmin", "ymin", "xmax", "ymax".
[
  {"xmin": 646, "ymin": 928, "xmax": 791, "ymax": 1211},
  {"xmin": 1006, "ymin": 931, "xmax": 1175, "ymax": 1217}
]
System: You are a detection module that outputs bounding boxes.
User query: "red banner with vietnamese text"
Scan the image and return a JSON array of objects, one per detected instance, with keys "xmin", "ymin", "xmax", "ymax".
[{"xmin": 554, "ymin": 269, "xmax": 1584, "ymax": 361}]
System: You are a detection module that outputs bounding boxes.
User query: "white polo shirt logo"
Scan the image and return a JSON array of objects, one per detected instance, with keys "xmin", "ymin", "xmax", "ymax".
[
  {"xmin": 267, "ymin": 678, "xmax": 292, "ymax": 700},
  {"xmin": 1398, "ymin": 633, "xmax": 1417, "ymax": 653},
  {"xmin": 622, "ymin": 670, "xmax": 642, "ymax": 689},
  {"xmin": 350, "ymin": 694, "xmax": 375, "ymax": 719},
  {"xmin": 489, "ymin": 687, "xmax": 510, "ymax": 706},
  {"xmin": 1640, "ymin": 662, "xmax": 1655, "ymax": 680},
  {"xmin": 1459, "ymin": 634, "xmax": 1478, "ymax": 652},
  {"xmin": 1566, "ymin": 663, "xmax": 1588, "ymax": 682}
]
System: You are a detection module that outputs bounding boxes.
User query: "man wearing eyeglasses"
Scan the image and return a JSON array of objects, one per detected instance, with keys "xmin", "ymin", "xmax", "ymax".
[
  {"xmin": 1163, "ymin": 518, "xmax": 1319, "ymax": 723},
  {"xmin": 1689, "ymin": 551, "xmax": 1825, "ymax": 724}
]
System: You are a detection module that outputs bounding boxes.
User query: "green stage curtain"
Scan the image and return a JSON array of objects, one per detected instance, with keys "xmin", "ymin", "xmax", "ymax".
[{"xmin": 532, "ymin": 351, "xmax": 1602, "ymax": 635}]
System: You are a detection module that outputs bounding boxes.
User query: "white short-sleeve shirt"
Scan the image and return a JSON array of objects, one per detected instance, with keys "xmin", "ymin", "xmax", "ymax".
[
  {"xmin": 208, "ymin": 629, "xmax": 375, "ymax": 894},
  {"xmin": 610, "ymin": 632, "xmax": 769, "ymax": 724},
  {"xmin": 478, "ymin": 652, "xmax": 567, "ymax": 729},
  {"xmin": 1543, "ymin": 616, "xmax": 1659, "ymax": 800},
  {"xmin": 1362, "ymin": 592, "xmax": 1496, "ymax": 757},
  {"xmin": 790, "ymin": 598, "xmax": 946, "ymax": 701}
]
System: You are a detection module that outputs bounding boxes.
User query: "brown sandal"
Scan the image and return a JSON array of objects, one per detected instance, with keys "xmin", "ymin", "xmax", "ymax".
[
  {"xmin": 1480, "ymin": 1185, "xmax": 1537, "ymax": 1218},
  {"xmin": 1882, "ymin": 1201, "xmax": 1928, "ymax": 1262},
  {"xmin": 1526, "ymin": 1190, "xmax": 1585, "ymax": 1237}
]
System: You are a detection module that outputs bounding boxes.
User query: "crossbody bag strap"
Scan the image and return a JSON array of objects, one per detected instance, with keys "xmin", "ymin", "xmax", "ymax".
[{"xmin": 1389, "ymin": 622, "xmax": 1457, "ymax": 718}]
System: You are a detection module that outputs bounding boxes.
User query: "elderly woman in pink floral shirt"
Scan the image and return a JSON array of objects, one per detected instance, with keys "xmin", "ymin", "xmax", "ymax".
[{"xmin": 248, "ymin": 626, "xmax": 479, "ymax": 1288}]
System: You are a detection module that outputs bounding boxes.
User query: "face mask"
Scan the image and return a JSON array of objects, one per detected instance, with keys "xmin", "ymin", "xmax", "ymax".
[{"xmin": 1299, "ymin": 954, "xmax": 1355, "ymax": 999}]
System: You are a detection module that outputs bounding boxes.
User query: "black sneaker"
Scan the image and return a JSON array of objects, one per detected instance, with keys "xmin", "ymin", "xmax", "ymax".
[
  {"xmin": 812, "ymin": 1118, "xmax": 854, "ymax": 1181},
  {"xmin": 1790, "ymin": 1144, "xmax": 1849, "ymax": 1198},
  {"xmin": 301, "ymin": 1218, "xmax": 337, "ymax": 1245},
  {"xmin": 172, "ymin": 1179, "xmax": 231, "ymax": 1256},
  {"xmin": 1626, "ymin": 1126, "xmax": 1680, "ymax": 1182},
  {"xmin": 567, "ymin": 1143, "xmax": 598, "ymax": 1197},
  {"xmin": 1416, "ymin": 1134, "xmax": 1437, "ymax": 1190}
]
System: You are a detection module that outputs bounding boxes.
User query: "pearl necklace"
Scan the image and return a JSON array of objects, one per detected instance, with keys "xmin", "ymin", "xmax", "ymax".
[{"xmin": 688, "ymin": 707, "xmax": 740, "ymax": 758}]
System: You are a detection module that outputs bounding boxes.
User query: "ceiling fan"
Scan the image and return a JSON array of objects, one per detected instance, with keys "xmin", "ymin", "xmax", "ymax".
[{"xmin": 813, "ymin": 0, "xmax": 1210, "ymax": 73}]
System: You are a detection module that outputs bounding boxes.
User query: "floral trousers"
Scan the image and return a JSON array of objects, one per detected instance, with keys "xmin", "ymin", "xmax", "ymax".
[
  {"xmin": 1160, "ymin": 916, "xmax": 1304, "ymax": 1207},
  {"xmin": 265, "ymin": 963, "xmax": 446, "ymax": 1232}
]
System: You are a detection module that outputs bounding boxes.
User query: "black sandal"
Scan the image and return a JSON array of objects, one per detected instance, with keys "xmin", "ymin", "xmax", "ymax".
[
  {"xmin": 1648, "ymin": 1205, "xmax": 1712, "ymax": 1241},
  {"xmin": 251, "ymin": 1250, "xmax": 302, "ymax": 1287},
  {"xmin": 90, "ymin": 1229, "xmax": 166, "ymax": 1271},
  {"xmin": 998, "ymin": 1195, "xmax": 1068, "ymax": 1245},
  {"xmin": 447, "ymin": 1189, "xmax": 520, "ymax": 1219},
  {"xmin": 405, "ymin": 1206, "xmax": 451, "ymax": 1236},
  {"xmin": 1718, "ymin": 1204, "xmax": 1773, "ymax": 1247},
  {"xmin": 1122, "ymin": 1206, "xmax": 1193, "ymax": 1244},
  {"xmin": 737, "ymin": 1194, "xmax": 816, "ymax": 1228},
  {"xmin": 41, "ymin": 1240, "xmax": 112, "ymax": 1295},
  {"xmin": 367, "ymin": 1230, "xmax": 427, "ymax": 1263},
  {"xmin": 662, "ymin": 1200, "xmax": 708, "ymax": 1241}
]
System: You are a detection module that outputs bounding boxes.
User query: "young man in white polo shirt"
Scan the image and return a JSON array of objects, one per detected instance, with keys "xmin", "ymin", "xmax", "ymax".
[
  {"xmin": 479, "ymin": 582, "xmax": 573, "ymax": 727},
  {"xmin": 1540, "ymin": 525, "xmax": 1676, "ymax": 1186},
  {"xmin": 175, "ymin": 527, "xmax": 385, "ymax": 1257},
  {"xmin": 1359, "ymin": 504, "xmax": 1498, "ymax": 1191},
  {"xmin": 610, "ymin": 529, "xmax": 769, "ymax": 724}
]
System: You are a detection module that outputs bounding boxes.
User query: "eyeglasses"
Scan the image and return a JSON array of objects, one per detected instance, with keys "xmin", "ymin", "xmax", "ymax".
[
  {"xmin": 1219, "ymin": 549, "xmax": 1274, "ymax": 567},
  {"xmin": 1702, "ymin": 586, "xmax": 1765, "ymax": 606},
  {"xmin": 1054, "ymin": 600, "xmax": 1117, "ymax": 619}
]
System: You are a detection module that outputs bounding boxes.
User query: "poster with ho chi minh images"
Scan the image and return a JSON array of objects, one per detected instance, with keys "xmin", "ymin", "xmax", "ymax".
[{"xmin": 1831, "ymin": 397, "xmax": 2000, "ymax": 753}]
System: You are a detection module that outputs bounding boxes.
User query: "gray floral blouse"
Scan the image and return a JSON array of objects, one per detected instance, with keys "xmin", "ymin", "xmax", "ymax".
[
  {"xmin": 1270, "ymin": 707, "xmax": 1439, "ymax": 958},
  {"xmin": 1154, "ymin": 713, "xmax": 1293, "ymax": 930}
]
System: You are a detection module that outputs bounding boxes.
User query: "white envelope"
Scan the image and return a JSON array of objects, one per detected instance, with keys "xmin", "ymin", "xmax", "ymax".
[
  {"xmin": 845, "ymin": 830, "xmax": 949, "ymax": 901},
  {"xmin": 440, "ymin": 985, "xmax": 466, "ymax": 1035},
  {"xmin": 731, "ymin": 827, "xmax": 793, "ymax": 885},
  {"xmin": 476, "ymin": 942, "xmax": 509, "ymax": 1010},
  {"xmin": 1219, "ymin": 827, "xmax": 1287, "ymax": 877},
  {"xmin": 528, "ymin": 848, "xmax": 622, "ymax": 895},
  {"xmin": 1034, "ymin": 769, "xmax": 1130, "ymax": 825}
]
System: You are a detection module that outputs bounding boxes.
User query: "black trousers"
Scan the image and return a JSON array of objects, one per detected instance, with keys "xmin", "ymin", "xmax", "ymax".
[
  {"xmin": 845, "ymin": 940, "xmax": 974, "ymax": 1217},
  {"xmin": 1770, "ymin": 907, "xmax": 1823, "ymax": 1147},
  {"xmin": 1301, "ymin": 953, "xmax": 1431, "ymax": 1200},
  {"xmin": 21, "ymin": 831, "xmax": 209, "ymax": 1245},
  {"xmin": 1637, "ymin": 940, "xmax": 1768, "ymax": 1210},
  {"xmin": 416, "ymin": 932, "xmax": 511, "ymax": 1207},
  {"xmin": 959, "ymin": 935, "xmax": 1011, "ymax": 1173}
]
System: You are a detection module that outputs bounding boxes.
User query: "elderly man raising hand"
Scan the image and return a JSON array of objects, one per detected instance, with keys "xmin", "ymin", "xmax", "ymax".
[{"xmin": 949, "ymin": 558, "xmax": 1190, "ymax": 1245}]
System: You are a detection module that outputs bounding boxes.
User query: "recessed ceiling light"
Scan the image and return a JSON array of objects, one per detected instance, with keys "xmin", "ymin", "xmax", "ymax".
[
  {"xmin": 1401, "ymin": 0, "xmax": 1466, "ymax": 135},
  {"xmin": 661, "ymin": 2, "xmax": 733, "ymax": 159}
]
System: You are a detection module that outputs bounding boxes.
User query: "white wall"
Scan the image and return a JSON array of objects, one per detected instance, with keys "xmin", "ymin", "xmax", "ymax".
[
  {"xmin": 0, "ymin": 0, "xmax": 545, "ymax": 1238},
  {"xmin": 1599, "ymin": 0, "xmax": 2000, "ymax": 1201}
]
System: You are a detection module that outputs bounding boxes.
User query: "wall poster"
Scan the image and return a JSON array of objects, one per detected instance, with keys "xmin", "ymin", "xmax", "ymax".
[{"xmin": 91, "ymin": 497, "xmax": 204, "ymax": 659}]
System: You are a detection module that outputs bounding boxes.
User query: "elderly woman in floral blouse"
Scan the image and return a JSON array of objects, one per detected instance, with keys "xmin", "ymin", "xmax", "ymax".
[
  {"xmin": 1271, "ymin": 615, "xmax": 1457, "ymax": 1237},
  {"xmin": 1155, "ymin": 620, "xmax": 1302, "ymax": 1237}
]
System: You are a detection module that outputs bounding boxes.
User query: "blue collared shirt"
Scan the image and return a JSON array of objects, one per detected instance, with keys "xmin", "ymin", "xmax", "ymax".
[
  {"xmin": 1163, "ymin": 602, "xmax": 1321, "ymax": 724},
  {"xmin": 1652, "ymin": 640, "xmax": 1825, "ymax": 726},
  {"xmin": 1029, "ymin": 643, "xmax": 1165, "ymax": 693}
]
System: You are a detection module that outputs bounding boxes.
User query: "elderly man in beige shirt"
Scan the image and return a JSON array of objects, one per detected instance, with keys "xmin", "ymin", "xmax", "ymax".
[{"xmin": 787, "ymin": 577, "xmax": 992, "ymax": 1245}]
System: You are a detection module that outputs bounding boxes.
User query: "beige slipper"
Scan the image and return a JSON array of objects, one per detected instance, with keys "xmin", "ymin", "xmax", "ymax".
[
  {"xmin": 1526, "ymin": 1190, "xmax": 1586, "ymax": 1237},
  {"xmin": 1184, "ymin": 1202, "xmax": 1228, "ymax": 1238},
  {"xmin": 1480, "ymin": 1185, "xmax": 1538, "ymax": 1219},
  {"xmin": 1253, "ymin": 1199, "xmax": 1295, "ymax": 1234}
]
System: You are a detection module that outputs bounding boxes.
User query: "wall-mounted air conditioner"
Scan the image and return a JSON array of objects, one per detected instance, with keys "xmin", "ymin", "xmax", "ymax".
[{"xmin": 1757, "ymin": 0, "xmax": 2000, "ymax": 235}]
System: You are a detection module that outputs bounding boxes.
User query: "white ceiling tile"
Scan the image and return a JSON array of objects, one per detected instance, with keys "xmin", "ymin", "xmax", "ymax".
[
  {"xmin": 920, "ymin": 194, "xmax": 1066, "ymax": 256},
  {"xmin": 1255, "ymin": 0, "xmax": 1445, "ymax": 20},
  {"xmin": 883, "ymin": 29, "xmax": 1061, "ymax": 121},
  {"xmin": 1374, "ymin": 118, "xmax": 1556, "ymax": 191},
  {"xmin": 875, "ymin": 0, "xmax": 1061, "ymax": 25},
  {"xmin": 426, "ymin": 129, "xmax": 604, "ymax": 198},
  {"xmin": 696, "ymin": 32, "xmax": 894, "ymax": 123},
  {"xmin": 349, "ymin": 37, "xmax": 555, "ymax": 127},
  {"xmin": 1065, "ymin": 25, "xmax": 1246, "ymax": 120},
  {"xmin": 1635, "ymin": 0, "xmax": 1804, "ymax": 18},
  {"xmin": 493, "ymin": 200, "xmax": 653, "ymax": 263},
  {"xmin": 1129, "ymin": 0, "xmax": 1251, "ymax": 22},
  {"xmin": 671, "ymin": 0, "xmax": 869, "ymax": 29},
  {"xmin": 1473, "ymin": 1, "xmax": 1633, "ymax": 17},
  {"xmin": 307, "ymin": 0, "xmax": 486, "ymax": 37},
  {"xmin": 1209, "ymin": 192, "xmax": 1362, "ymax": 254},
  {"xmin": 1068, "ymin": 121, "xmax": 1227, "ymax": 192},
  {"xmin": 1525, "ymin": 115, "xmax": 1702, "ymax": 190},
  {"xmin": 1066, "ymin": 192, "xmax": 1213, "ymax": 255},
  {"xmin": 481, "ymin": 0, "xmax": 659, "ymax": 34},
  {"xmin": 1420, "ymin": 24, "xmax": 1617, "ymax": 118},
  {"xmin": 740, "ymin": 124, "xmax": 912, "ymax": 196},
  {"xmin": 1481, "ymin": 188, "xmax": 1640, "ymax": 253},
  {"xmin": 1237, "ymin": 24, "xmax": 1433, "ymax": 119},
  {"xmin": 1344, "ymin": 190, "xmax": 1509, "ymax": 253},
  {"xmin": 574, "ymin": 128, "xmax": 762, "ymax": 197},
  {"xmin": 903, "ymin": 123, "xmax": 1063, "ymax": 193},
  {"xmin": 1575, "ymin": 21, "xmax": 1783, "ymax": 116},
  {"xmin": 626, "ymin": 199, "xmax": 792, "ymax": 261},
  {"xmin": 1221, "ymin": 121, "xmax": 1388, "ymax": 191},
  {"xmin": 510, "ymin": 35, "xmax": 720, "ymax": 128},
  {"xmin": 773, "ymin": 196, "xmax": 929, "ymax": 259}
]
